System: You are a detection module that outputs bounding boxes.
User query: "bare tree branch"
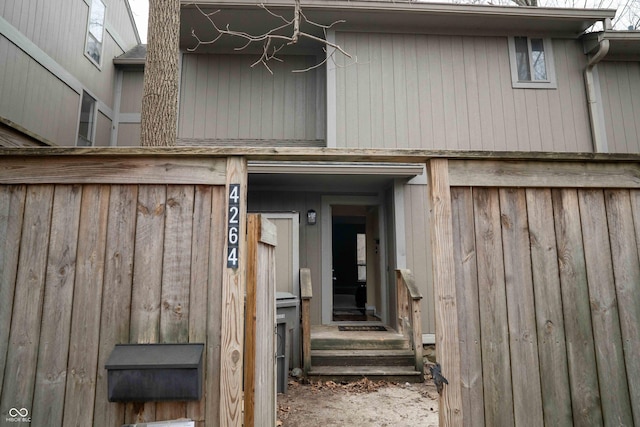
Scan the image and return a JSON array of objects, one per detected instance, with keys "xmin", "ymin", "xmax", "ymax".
[{"xmin": 188, "ymin": 0, "xmax": 353, "ymax": 73}]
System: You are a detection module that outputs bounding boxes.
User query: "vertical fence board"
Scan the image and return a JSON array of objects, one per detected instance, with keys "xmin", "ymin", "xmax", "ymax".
[
  {"xmin": 605, "ymin": 189, "xmax": 640, "ymax": 425},
  {"xmin": 156, "ymin": 185, "xmax": 195, "ymax": 420},
  {"xmin": 428, "ymin": 159, "xmax": 463, "ymax": 426},
  {"xmin": 93, "ymin": 185, "xmax": 138, "ymax": 427},
  {"xmin": 126, "ymin": 184, "xmax": 166, "ymax": 424},
  {"xmin": 206, "ymin": 186, "xmax": 225, "ymax": 426},
  {"xmin": 499, "ymin": 188, "xmax": 544, "ymax": 426},
  {"xmin": 578, "ymin": 189, "xmax": 633, "ymax": 425},
  {"xmin": 187, "ymin": 185, "xmax": 213, "ymax": 427},
  {"xmin": 473, "ymin": 187, "xmax": 514, "ymax": 427},
  {"xmin": 0, "ymin": 185, "xmax": 26, "ymax": 394},
  {"xmin": 552, "ymin": 189, "xmax": 603, "ymax": 426},
  {"xmin": 220, "ymin": 157, "xmax": 248, "ymax": 426},
  {"xmin": 450, "ymin": 187, "xmax": 484, "ymax": 427},
  {"xmin": 244, "ymin": 215, "xmax": 259, "ymax": 427},
  {"xmin": 63, "ymin": 184, "xmax": 110, "ymax": 426},
  {"xmin": 31, "ymin": 185, "xmax": 82, "ymax": 426},
  {"xmin": 0, "ymin": 185, "xmax": 52, "ymax": 417},
  {"xmin": 525, "ymin": 188, "xmax": 572, "ymax": 426}
]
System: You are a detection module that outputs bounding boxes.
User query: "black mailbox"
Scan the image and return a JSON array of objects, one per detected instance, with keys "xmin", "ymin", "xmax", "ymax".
[{"xmin": 105, "ymin": 343, "xmax": 204, "ymax": 402}]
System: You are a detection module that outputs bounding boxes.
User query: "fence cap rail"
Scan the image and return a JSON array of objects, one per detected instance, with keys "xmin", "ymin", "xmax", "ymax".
[{"xmin": 397, "ymin": 269, "xmax": 422, "ymax": 300}]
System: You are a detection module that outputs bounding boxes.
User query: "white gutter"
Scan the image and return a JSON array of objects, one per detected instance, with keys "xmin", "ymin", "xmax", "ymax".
[{"xmin": 584, "ymin": 38, "xmax": 610, "ymax": 153}]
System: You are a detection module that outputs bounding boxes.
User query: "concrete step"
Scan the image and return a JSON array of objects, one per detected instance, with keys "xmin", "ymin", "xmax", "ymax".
[
  {"xmin": 310, "ymin": 327, "xmax": 410, "ymax": 351},
  {"xmin": 311, "ymin": 349, "xmax": 415, "ymax": 367},
  {"xmin": 308, "ymin": 365, "xmax": 424, "ymax": 384}
]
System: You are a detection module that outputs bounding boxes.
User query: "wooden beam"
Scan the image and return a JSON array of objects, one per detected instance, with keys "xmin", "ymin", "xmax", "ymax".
[
  {"xmin": 448, "ymin": 160, "xmax": 640, "ymax": 188},
  {"xmin": 220, "ymin": 157, "xmax": 248, "ymax": 427},
  {"xmin": 244, "ymin": 214, "xmax": 259, "ymax": 427},
  {"xmin": 0, "ymin": 156, "xmax": 226, "ymax": 185},
  {"xmin": 428, "ymin": 159, "xmax": 463, "ymax": 426},
  {"xmin": 300, "ymin": 268, "xmax": 313, "ymax": 375}
]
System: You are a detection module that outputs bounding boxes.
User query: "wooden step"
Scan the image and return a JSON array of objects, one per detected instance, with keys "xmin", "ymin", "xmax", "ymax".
[
  {"xmin": 310, "ymin": 326, "xmax": 409, "ymax": 351},
  {"xmin": 308, "ymin": 365, "xmax": 424, "ymax": 383},
  {"xmin": 311, "ymin": 349, "xmax": 415, "ymax": 367}
]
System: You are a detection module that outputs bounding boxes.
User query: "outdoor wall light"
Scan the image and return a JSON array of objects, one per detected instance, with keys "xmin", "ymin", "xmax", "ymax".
[{"xmin": 307, "ymin": 209, "xmax": 317, "ymax": 225}]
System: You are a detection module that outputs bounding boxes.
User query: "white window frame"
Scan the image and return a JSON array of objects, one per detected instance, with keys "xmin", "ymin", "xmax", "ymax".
[
  {"xmin": 84, "ymin": 0, "xmax": 106, "ymax": 68},
  {"xmin": 77, "ymin": 91, "xmax": 98, "ymax": 146},
  {"xmin": 508, "ymin": 36, "xmax": 557, "ymax": 89}
]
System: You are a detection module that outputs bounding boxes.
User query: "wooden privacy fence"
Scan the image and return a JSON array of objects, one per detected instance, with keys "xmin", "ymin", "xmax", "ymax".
[
  {"xmin": 0, "ymin": 152, "xmax": 273, "ymax": 427},
  {"xmin": 429, "ymin": 159, "xmax": 640, "ymax": 426}
]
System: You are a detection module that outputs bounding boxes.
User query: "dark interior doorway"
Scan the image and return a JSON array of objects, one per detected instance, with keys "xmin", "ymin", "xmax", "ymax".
[{"xmin": 332, "ymin": 215, "xmax": 374, "ymax": 321}]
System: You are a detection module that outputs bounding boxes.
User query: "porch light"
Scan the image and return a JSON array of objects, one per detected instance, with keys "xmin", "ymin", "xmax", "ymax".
[{"xmin": 307, "ymin": 210, "xmax": 317, "ymax": 225}]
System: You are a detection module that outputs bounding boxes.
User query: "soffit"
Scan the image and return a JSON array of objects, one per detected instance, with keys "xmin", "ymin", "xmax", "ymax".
[{"xmin": 180, "ymin": 1, "xmax": 615, "ymax": 52}]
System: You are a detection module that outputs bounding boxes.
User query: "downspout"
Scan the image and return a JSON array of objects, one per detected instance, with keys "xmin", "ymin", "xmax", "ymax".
[{"xmin": 584, "ymin": 38, "xmax": 609, "ymax": 153}]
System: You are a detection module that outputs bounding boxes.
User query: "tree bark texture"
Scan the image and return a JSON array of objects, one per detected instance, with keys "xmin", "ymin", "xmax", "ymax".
[{"xmin": 140, "ymin": 0, "xmax": 180, "ymax": 147}]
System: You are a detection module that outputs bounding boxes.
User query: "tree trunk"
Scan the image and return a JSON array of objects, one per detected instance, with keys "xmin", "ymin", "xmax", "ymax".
[{"xmin": 140, "ymin": 0, "xmax": 180, "ymax": 147}]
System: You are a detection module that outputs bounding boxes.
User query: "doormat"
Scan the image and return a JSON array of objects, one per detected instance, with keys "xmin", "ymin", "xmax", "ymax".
[{"xmin": 338, "ymin": 325, "xmax": 387, "ymax": 332}]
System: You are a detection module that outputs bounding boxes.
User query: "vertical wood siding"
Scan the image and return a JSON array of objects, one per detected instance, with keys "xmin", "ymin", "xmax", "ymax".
[
  {"xmin": 598, "ymin": 61, "xmax": 640, "ymax": 154},
  {"xmin": 335, "ymin": 33, "xmax": 593, "ymax": 152},
  {"xmin": 0, "ymin": 182, "xmax": 227, "ymax": 426},
  {"xmin": 449, "ymin": 185, "xmax": 640, "ymax": 426},
  {"xmin": 179, "ymin": 54, "xmax": 324, "ymax": 142},
  {"xmin": 120, "ymin": 70, "xmax": 144, "ymax": 114}
]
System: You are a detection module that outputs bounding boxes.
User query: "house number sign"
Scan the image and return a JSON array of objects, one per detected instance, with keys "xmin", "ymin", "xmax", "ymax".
[{"xmin": 227, "ymin": 184, "xmax": 240, "ymax": 269}]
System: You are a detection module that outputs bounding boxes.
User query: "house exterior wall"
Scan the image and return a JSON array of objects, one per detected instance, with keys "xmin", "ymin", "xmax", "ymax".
[
  {"xmin": 334, "ymin": 32, "xmax": 593, "ymax": 152},
  {"xmin": 0, "ymin": 0, "xmax": 138, "ymax": 145},
  {"xmin": 598, "ymin": 60, "xmax": 640, "ymax": 154},
  {"xmin": 178, "ymin": 54, "xmax": 325, "ymax": 142}
]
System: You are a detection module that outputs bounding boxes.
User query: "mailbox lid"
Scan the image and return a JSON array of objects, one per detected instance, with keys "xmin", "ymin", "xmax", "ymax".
[{"xmin": 105, "ymin": 343, "xmax": 204, "ymax": 370}]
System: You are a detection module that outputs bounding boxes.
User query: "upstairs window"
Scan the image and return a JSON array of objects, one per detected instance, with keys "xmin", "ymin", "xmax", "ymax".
[
  {"xmin": 508, "ymin": 36, "xmax": 556, "ymax": 89},
  {"xmin": 77, "ymin": 91, "xmax": 96, "ymax": 146},
  {"xmin": 85, "ymin": 0, "xmax": 106, "ymax": 66}
]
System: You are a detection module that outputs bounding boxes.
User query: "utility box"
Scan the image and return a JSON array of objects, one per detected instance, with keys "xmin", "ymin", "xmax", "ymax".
[
  {"xmin": 276, "ymin": 292, "xmax": 300, "ymax": 370},
  {"xmin": 105, "ymin": 343, "xmax": 204, "ymax": 402}
]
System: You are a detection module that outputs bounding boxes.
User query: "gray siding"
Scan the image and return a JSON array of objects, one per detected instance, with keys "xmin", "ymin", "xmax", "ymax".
[
  {"xmin": 178, "ymin": 54, "xmax": 324, "ymax": 141},
  {"xmin": 120, "ymin": 70, "xmax": 144, "ymax": 114},
  {"xmin": 599, "ymin": 61, "xmax": 640, "ymax": 154},
  {"xmin": 117, "ymin": 123, "xmax": 141, "ymax": 147},
  {"xmin": 95, "ymin": 111, "xmax": 111, "ymax": 147},
  {"xmin": 0, "ymin": 37, "xmax": 79, "ymax": 145},
  {"xmin": 248, "ymin": 191, "xmax": 323, "ymax": 325},
  {"xmin": 403, "ymin": 184, "xmax": 435, "ymax": 334},
  {"xmin": 335, "ymin": 32, "xmax": 593, "ymax": 152}
]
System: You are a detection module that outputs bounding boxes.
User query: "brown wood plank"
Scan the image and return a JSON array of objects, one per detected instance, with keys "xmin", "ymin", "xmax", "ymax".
[
  {"xmin": 92, "ymin": 185, "xmax": 138, "ymax": 427},
  {"xmin": 126, "ymin": 184, "xmax": 166, "ymax": 424},
  {"xmin": 0, "ymin": 185, "xmax": 53, "ymax": 417},
  {"xmin": 187, "ymin": 185, "xmax": 213, "ymax": 427},
  {"xmin": 0, "ymin": 185, "xmax": 26, "ymax": 393},
  {"xmin": 0, "ymin": 156, "xmax": 226, "ymax": 185},
  {"xmin": 450, "ymin": 187, "xmax": 484, "ymax": 427},
  {"xmin": 499, "ymin": 188, "xmax": 544, "ymax": 426},
  {"xmin": 449, "ymin": 160, "xmax": 640, "ymax": 188},
  {"xmin": 525, "ymin": 188, "xmax": 572, "ymax": 426},
  {"xmin": 255, "ymin": 240, "xmax": 276, "ymax": 426},
  {"xmin": 244, "ymin": 215, "xmax": 259, "ymax": 427},
  {"xmin": 157, "ymin": 188, "xmax": 194, "ymax": 427},
  {"xmin": 473, "ymin": 187, "xmax": 514, "ymax": 427},
  {"xmin": 604, "ymin": 189, "xmax": 640, "ymax": 426},
  {"xmin": 219, "ymin": 157, "xmax": 248, "ymax": 427},
  {"xmin": 205, "ymin": 186, "xmax": 225, "ymax": 426},
  {"xmin": 31, "ymin": 185, "xmax": 81, "ymax": 426},
  {"xmin": 578, "ymin": 189, "xmax": 633, "ymax": 425},
  {"xmin": 63, "ymin": 185, "xmax": 110, "ymax": 426},
  {"xmin": 427, "ymin": 159, "xmax": 463, "ymax": 426},
  {"xmin": 552, "ymin": 189, "xmax": 603, "ymax": 426}
]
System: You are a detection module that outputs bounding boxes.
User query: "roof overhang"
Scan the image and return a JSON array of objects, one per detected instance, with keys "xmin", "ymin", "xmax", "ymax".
[
  {"xmin": 583, "ymin": 31, "xmax": 640, "ymax": 61},
  {"xmin": 180, "ymin": 0, "xmax": 615, "ymax": 53}
]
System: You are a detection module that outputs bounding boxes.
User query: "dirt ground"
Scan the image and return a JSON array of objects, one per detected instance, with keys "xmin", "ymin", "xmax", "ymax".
[{"xmin": 277, "ymin": 377, "xmax": 439, "ymax": 426}]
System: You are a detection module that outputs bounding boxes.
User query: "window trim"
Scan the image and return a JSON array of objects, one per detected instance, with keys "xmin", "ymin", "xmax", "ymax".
[
  {"xmin": 84, "ymin": 0, "xmax": 106, "ymax": 68},
  {"xmin": 508, "ymin": 36, "xmax": 557, "ymax": 89}
]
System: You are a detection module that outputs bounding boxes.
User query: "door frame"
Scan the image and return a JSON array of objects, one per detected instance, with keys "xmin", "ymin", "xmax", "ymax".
[
  {"xmin": 321, "ymin": 195, "xmax": 388, "ymax": 324},
  {"xmin": 260, "ymin": 212, "xmax": 300, "ymax": 298}
]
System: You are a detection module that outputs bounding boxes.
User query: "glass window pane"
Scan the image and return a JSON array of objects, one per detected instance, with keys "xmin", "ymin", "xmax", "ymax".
[
  {"xmin": 357, "ymin": 265, "xmax": 366, "ymax": 282},
  {"xmin": 89, "ymin": 0, "xmax": 105, "ymax": 42},
  {"xmin": 530, "ymin": 38, "xmax": 547, "ymax": 81},
  {"xmin": 514, "ymin": 37, "xmax": 531, "ymax": 81},
  {"xmin": 86, "ymin": 35, "xmax": 101, "ymax": 64},
  {"xmin": 78, "ymin": 92, "xmax": 96, "ymax": 146}
]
